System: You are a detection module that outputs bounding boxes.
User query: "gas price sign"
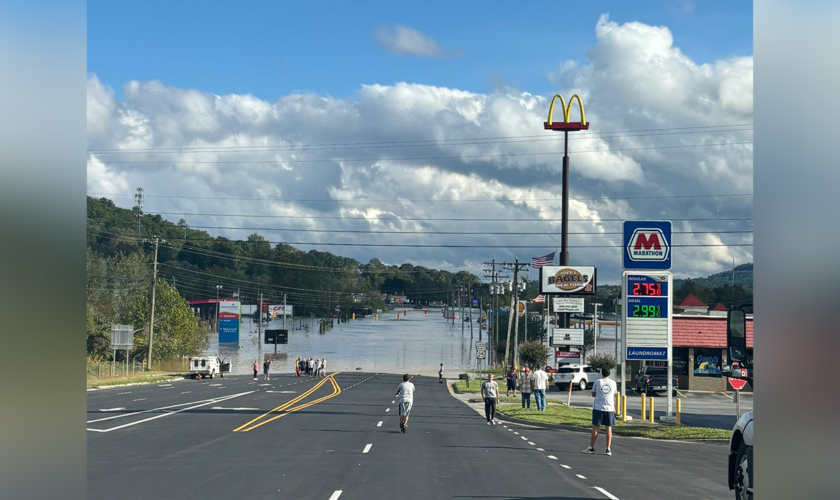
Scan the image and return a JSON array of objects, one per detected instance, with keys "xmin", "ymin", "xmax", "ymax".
[{"xmin": 622, "ymin": 272, "xmax": 672, "ymax": 361}]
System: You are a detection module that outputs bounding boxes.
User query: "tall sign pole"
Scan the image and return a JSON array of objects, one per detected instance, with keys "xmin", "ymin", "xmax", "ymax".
[
  {"xmin": 147, "ymin": 236, "xmax": 160, "ymax": 370},
  {"xmin": 544, "ymin": 94, "xmax": 588, "ymax": 330}
]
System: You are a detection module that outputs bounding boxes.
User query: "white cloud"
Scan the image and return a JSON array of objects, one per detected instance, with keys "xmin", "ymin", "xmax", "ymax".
[
  {"xmin": 374, "ymin": 25, "xmax": 458, "ymax": 58},
  {"xmin": 86, "ymin": 16, "xmax": 753, "ymax": 281}
]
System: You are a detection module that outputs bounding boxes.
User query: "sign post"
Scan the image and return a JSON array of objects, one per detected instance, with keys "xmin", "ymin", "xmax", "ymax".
[
  {"xmin": 622, "ymin": 219, "xmax": 673, "ymax": 419},
  {"xmin": 110, "ymin": 325, "xmax": 134, "ymax": 376}
]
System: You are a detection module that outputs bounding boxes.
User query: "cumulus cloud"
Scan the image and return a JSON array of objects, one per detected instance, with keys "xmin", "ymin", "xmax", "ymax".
[
  {"xmin": 86, "ymin": 16, "xmax": 752, "ymax": 281},
  {"xmin": 374, "ymin": 25, "xmax": 459, "ymax": 57}
]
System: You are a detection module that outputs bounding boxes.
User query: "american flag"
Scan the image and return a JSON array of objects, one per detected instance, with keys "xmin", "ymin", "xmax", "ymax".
[
  {"xmin": 531, "ymin": 251, "xmax": 555, "ymax": 268},
  {"xmin": 531, "ymin": 295, "xmax": 546, "ymax": 303}
]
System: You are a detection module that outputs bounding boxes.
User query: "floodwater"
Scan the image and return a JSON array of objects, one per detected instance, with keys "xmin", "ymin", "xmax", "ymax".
[{"xmin": 206, "ymin": 308, "xmax": 488, "ymax": 377}]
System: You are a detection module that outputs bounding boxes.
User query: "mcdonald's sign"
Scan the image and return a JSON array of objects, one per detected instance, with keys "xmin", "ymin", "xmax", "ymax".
[{"xmin": 544, "ymin": 93, "xmax": 589, "ymax": 131}]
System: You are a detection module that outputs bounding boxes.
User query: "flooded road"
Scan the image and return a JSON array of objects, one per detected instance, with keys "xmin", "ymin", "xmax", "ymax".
[{"xmin": 206, "ymin": 308, "xmax": 487, "ymax": 376}]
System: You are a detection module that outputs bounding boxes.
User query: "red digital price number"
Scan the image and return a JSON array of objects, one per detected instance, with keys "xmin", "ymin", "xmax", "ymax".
[{"xmin": 632, "ymin": 283, "xmax": 662, "ymax": 296}]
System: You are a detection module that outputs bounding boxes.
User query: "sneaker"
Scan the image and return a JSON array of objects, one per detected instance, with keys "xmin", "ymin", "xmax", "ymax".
[
  {"xmin": 583, "ymin": 447, "xmax": 595, "ymax": 454},
  {"xmin": 487, "ymin": 421, "xmax": 492, "ymax": 425},
  {"xmin": 491, "ymin": 421, "xmax": 497, "ymax": 426},
  {"xmin": 605, "ymin": 449, "xmax": 612, "ymax": 456}
]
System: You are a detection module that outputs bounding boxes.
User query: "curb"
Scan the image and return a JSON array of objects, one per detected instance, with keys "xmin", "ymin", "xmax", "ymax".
[{"xmin": 86, "ymin": 376, "xmax": 188, "ymax": 391}]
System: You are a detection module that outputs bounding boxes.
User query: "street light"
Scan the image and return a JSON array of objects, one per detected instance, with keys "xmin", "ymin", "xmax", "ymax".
[
  {"xmin": 590, "ymin": 302, "xmax": 602, "ymax": 357},
  {"xmin": 215, "ymin": 285, "xmax": 223, "ymax": 333}
]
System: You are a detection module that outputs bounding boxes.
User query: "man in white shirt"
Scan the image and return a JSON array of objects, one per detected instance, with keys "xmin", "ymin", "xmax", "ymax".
[
  {"xmin": 530, "ymin": 365, "xmax": 550, "ymax": 411},
  {"xmin": 584, "ymin": 366, "xmax": 617, "ymax": 455},
  {"xmin": 395, "ymin": 374, "xmax": 416, "ymax": 433},
  {"xmin": 480, "ymin": 374, "xmax": 499, "ymax": 425}
]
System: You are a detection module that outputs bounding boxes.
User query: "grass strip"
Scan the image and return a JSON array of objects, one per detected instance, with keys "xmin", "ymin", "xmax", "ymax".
[
  {"xmin": 87, "ymin": 373, "xmax": 187, "ymax": 388},
  {"xmin": 496, "ymin": 403, "xmax": 730, "ymax": 440}
]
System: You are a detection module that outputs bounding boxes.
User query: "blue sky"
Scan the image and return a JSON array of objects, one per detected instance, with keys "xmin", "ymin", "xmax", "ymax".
[{"xmin": 88, "ymin": 0, "xmax": 752, "ymax": 100}]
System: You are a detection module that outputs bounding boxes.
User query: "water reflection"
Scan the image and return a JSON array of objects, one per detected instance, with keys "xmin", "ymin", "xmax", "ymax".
[{"xmin": 206, "ymin": 309, "xmax": 486, "ymax": 376}]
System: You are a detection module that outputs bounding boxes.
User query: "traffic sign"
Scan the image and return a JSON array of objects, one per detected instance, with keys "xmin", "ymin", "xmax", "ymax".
[
  {"xmin": 728, "ymin": 373, "xmax": 748, "ymax": 391},
  {"xmin": 623, "ymin": 220, "xmax": 672, "ymax": 270},
  {"xmin": 476, "ymin": 351, "xmax": 486, "ymax": 359}
]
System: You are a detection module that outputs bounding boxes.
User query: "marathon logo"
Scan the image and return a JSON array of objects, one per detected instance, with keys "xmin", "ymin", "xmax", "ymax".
[{"xmin": 627, "ymin": 229, "xmax": 670, "ymax": 262}]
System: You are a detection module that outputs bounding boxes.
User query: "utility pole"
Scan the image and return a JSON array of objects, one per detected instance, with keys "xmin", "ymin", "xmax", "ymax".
[
  {"xmin": 134, "ymin": 187, "xmax": 144, "ymax": 236},
  {"xmin": 146, "ymin": 236, "xmax": 160, "ymax": 370},
  {"xmin": 257, "ymin": 276, "xmax": 262, "ymax": 350},
  {"xmin": 501, "ymin": 259, "xmax": 530, "ymax": 371},
  {"xmin": 468, "ymin": 283, "xmax": 474, "ymax": 339},
  {"xmin": 460, "ymin": 286, "xmax": 465, "ymax": 336},
  {"xmin": 283, "ymin": 293, "xmax": 287, "ymax": 330}
]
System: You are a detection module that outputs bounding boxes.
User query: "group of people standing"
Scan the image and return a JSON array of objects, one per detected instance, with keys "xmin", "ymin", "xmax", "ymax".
[
  {"xmin": 504, "ymin": 365, "xmax": 551, "ymax": 411},
  {"xmin": 296, "ymin": 356, "xmax": 326, "ymax": 377}
]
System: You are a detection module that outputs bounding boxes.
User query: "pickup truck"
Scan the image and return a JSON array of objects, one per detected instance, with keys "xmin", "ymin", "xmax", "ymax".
[{"xmin": 633, "ymin": 366, "xmax": 678, "ymax": 396}]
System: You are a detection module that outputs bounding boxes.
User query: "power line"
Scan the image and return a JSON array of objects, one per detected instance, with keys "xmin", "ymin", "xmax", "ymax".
[
  {"xmin": 87, "ymin": 126, "xmax": 752, "ymax": 155},
  {"xmin": 86, "ymin": 141, "xmax": 753, "ymax": 164},
  {"xmin": 139, "ymin": 213, "xmax": 754, "ymax": 223},
  {"xmin": 86, "ymin": 123, "xmax": 753, "ymax": 153},
  {"xmin": 175, "ymin": 225, "xmax": 754, "ymax": 236},
  {"xmin": 87, "ymin": 192, "xmax": 753, "ymax": 203}
]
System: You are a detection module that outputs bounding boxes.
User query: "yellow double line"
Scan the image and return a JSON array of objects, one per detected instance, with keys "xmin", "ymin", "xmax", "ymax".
[{"xmin": 233, "ymin": 372, "xmax": 341, "ymax": 432}]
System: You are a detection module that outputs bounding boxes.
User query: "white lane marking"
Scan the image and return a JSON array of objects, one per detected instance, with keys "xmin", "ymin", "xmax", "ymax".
[
  {"xmin": 117, "ymin": 392, "xmax": 131, "ymax": 395},
  {"xmin": 159, "ymin": 384, "xmax": 172, "ymax": 387},
  {"xmin": 132, "ymin": 398, "xmax": 147, "ymax": 402},
  {"xmin": 391, "ymin": 401, "xmax": 395, "ymax": 404},
  {"xmin": 328, "ymin": 491, "xmax": 343, "ymax": 500},
  {"xmin": 87, "ymin": 391, "xmax": 254, "ymax": 430},
  {"xmin": 164, "ymin": 387, "xmax": 174, "ymax": 390},
  {"xmin": 266, "ymin": 390, "xmax": 297, "ymax": 394},
  {"xmin": 593, "ymin": 486, "xmax": 620, "ymax": 500},
  {"xmin": 362, "ymin": 444, "xmax": 372, "ymax": 454},
  {"xmin": 560, "ymin": 464, "xmax": 571, "ymax": 469},
  {"xmin": 507, "ymin": 429, "xmax": 513, "ymax": 432},
  {"xmin": 528, "ymin": 442, "xmax": 535, "ymax": 445},
  {"xmin": 547, "ymin": 455, "xmax": 558, "ymax": 460},
  {"xmin": 503, "ymin": 425, "xmax": 508, "ymax": 428},
  {"xmin": 376, "ymin": 421, "xmax": 383, "ymax": 427},
  {"xmin": 576, "ymin": 474, "xmax": 587, "ymax": 479},
  {"xmin": 99, "ymin": 407, "xmax": 126, "ymax": 412},
  {"xmin": 520, "ymin": 436, "xmax": 527, "ymax": 440},
  {"xmin": 259, "ymin": 384, "xmax": 271, "ymax": 386},
  {"xmin": 536, "ymin": 448, "xmax": 545, "ymax": 451},
  {"xmin": 211, "ymin": 407, "xmax": 259, "ymax": 411},
  {"xmin": 209, "ymin": 384, "xmax": 222, "ymax": 387},
  {"xmin": 180, "ymin": 391, "xmax": 191, "ymax": 394},
  {"xmin": 385, "ymin": 408, "xmax": 390, "ymax": 412}
]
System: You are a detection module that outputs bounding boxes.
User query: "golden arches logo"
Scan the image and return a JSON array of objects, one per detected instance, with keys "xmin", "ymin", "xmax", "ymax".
[{"xmin": 546, "ymin": 93, "xmax": 586, "ymax": 127}]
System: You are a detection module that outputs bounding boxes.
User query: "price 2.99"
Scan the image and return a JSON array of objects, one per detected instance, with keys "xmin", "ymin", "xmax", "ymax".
[{"xmin": 632, "ymin": 305, "xmax": 662, "ymax": 318}]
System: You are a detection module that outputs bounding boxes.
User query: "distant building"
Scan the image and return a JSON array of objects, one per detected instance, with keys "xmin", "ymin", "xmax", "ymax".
[{"xmin": 674, "ymin": 292, "xmax": 709, "ymax": 315}]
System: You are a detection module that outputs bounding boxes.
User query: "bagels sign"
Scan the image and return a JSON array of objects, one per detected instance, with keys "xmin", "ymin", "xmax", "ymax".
[{"xmin": 539, "ymin": 266, "xmax": 596, "ymax": 295}]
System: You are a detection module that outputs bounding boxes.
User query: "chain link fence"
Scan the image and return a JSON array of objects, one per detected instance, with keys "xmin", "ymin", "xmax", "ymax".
[{"xmin": 86, "ymin": 357, "xmax": 190, "ymax": 380}]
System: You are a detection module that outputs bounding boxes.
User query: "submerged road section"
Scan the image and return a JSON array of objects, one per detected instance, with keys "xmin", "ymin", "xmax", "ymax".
[{"xmin": 88, "ymin": 372, "xmax": 729, "ymax": 499}]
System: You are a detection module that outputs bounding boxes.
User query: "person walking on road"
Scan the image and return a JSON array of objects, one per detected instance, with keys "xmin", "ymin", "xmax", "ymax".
[
  {"xmin": 530, "ymin": 365, "xmax": 549, "ymax": 411},
  {"xmin": 519, "ymin": 367, "xmax": 533, "ymax": 409},
  {"xmin": 263, "ymin": 359, "xmax": 271, "ymax": 380},
  {"xmin": 438, "ymin": 363, "xmax": 444, "ymax": 384},
  {"xmin": 583, "ymin": 366, "xmax": 617, "ymax": 456},
  {"xmin": 320, "ymin": 358, "xmax": 327, "ymax": 377},
  {"xmin": 395, "ymin": 374, "xmax": 416, "ymax": 433},
  {"xmin": 253, "ymin": 360, "xmax": 259, "ymax": 380},
  {"xmin": 505, "ymin": 366, "xmax": 518, "ymax": 397},
  {"xmin": 295, "ymin": 357, "xmax": 301, "ymax": 377},
  {"xmin": 314, "ymin": 358, "xmax": 322, "ymax": 377},
  {"xmin": 480, "ymin": 374, "xmax": 500, "ymax": 425}
]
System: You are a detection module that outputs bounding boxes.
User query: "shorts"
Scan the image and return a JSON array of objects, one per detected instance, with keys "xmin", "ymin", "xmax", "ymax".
[
  {"xmin": 592, "ymin": 409, "xmax": 616, "ymax": 427},
  {"xmin": 399, "ymin": 401, "xmax": 413, "ymax": 417},
  {"xmin": 507, "ymin": 380, "xmax": 516, "ymax": 390}
]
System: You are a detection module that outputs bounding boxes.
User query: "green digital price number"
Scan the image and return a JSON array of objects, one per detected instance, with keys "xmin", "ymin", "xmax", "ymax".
[{"xmin": 632, "ymin": 305, "xmax": 663, "ymax": 318}]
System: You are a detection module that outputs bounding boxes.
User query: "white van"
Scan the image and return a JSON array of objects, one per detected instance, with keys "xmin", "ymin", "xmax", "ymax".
[{"xmin": 189, "ymin": 357, "xmax": 228, "ymax": 379}]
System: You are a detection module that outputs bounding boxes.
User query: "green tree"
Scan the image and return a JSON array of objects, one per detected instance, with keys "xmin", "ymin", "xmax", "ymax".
[
  {"xmin": 128, "ymin": 280, "xmax": 208, "ymax": 363},
  {"xmin": 518, "ymin": 340, "xmax": 551, "ymax": 370}
]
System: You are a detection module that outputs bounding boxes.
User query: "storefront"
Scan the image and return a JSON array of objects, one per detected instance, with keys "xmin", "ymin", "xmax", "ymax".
[{"xmin": 673, "ymin": 314, "xmax": 754, "ymax": 392}]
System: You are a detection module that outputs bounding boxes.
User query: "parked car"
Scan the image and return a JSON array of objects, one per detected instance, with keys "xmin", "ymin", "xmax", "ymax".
[
  {"xmin": 633, "ymin": 366, "xmax": 678, "ymax": 396},
  {"xmin": 553, "ymin": 364, "xmax": 600, "ymax": 391}
]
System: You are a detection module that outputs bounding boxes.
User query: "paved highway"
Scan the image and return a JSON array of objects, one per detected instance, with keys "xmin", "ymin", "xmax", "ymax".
[{"xmin": 88, "ymin": 372, "xmax": 731, "ymax": 499}]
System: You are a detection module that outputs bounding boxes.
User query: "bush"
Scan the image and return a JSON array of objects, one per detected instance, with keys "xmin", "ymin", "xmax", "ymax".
[
  {"xmin": 587, "ymin": 353, "xmax": 618, "ymax": 372},
  {"xmin": 518, "ymin": 340, "xmax": 551, "ymax": 370}
]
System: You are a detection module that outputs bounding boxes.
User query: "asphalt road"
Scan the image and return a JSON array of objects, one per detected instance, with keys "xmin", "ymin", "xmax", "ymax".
[{"xmin": 88, "ymin": 372, "xmax": 733, "ymax": 500}]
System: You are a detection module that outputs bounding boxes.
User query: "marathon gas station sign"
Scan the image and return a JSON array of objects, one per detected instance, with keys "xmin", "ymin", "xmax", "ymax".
[{"xmin": 622, "ymin": 220, "xmax": 674, "ymax": 418}]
